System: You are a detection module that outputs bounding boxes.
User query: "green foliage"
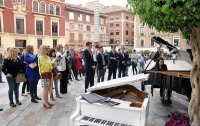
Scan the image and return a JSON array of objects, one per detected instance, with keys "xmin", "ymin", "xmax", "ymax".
[
  {"xmin": 127, "ymin": 0, "xmax": 200, "ymax": 39},
  {"xmin": 144, "ymin": 50, "xmax": 150, "ymax": 55},
  {"xmin": 126, "ymin": 48, "xmax": 132, "ymax": 54}
]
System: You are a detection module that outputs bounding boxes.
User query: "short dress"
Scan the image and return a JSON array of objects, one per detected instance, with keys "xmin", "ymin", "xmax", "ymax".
[{"xmin": 41, "ymin": 79, "xmax": 50, "ymax": 88}]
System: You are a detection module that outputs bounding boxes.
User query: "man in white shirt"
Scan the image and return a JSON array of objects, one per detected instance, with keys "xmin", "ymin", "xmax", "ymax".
[{"xmin": 130, "ymin": 49, "xmax": 139, "ymax": 75}]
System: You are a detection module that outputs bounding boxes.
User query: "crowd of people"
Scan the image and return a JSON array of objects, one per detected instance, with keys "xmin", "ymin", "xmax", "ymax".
[{"xmin": 0, "ymin": 42, "xmax": 153, "ymax": 111}]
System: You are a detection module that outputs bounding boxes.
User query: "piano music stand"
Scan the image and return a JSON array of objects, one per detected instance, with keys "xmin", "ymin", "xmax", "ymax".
[{"xmin": 141, "ymin": 43, "xmax": 162, "ymax": 91}]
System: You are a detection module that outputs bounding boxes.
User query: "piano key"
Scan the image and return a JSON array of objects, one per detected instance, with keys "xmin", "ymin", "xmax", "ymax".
[
  {"xmin": 89, "ymin": 117, "xmax": 95, "ymax": 122},
  {"xmin": 106, "ymin": 121, "xmax": 112, "ymax": 125}
]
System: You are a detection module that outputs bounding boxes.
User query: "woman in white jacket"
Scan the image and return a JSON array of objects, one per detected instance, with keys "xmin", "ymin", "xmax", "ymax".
[{"xmin": 56, "ymin": 44, "xmax": 68, "ymax": 94}]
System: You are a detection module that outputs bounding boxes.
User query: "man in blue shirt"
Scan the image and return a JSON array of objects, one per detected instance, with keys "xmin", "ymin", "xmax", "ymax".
[{"xmin": 138, "ymin": 50, "xmax": 146, "ymax": 74}]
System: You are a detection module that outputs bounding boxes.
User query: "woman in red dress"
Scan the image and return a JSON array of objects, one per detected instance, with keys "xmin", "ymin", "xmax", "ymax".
[{"xmin": 74, "ymin": 49, "xmax": 83, "ymax": 79}]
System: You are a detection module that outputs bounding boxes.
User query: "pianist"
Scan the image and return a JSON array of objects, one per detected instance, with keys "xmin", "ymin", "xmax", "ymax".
[{"xmin": 151, "ymin": 58, "xmax": 171, "ymax": 100}]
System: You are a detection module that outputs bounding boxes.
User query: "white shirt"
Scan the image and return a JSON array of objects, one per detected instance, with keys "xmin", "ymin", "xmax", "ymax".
[
  {"xmin": 56, "ymin": 51, "xmax": 67, "ymax": 71},
  {"xmin": 130, "ymin": 53, "xmax": 139, "ymax": 62}
]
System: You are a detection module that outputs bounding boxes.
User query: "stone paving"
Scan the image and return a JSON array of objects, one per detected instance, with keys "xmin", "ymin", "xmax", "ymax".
[{"xmin": 0, "ymin": 60, "xmax": 192, "ymax": 126}]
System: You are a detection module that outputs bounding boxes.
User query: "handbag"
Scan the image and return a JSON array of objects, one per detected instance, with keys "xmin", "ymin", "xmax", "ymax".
[
  {"xmin": 40, "ymin": 72, "xmax": 52, "ymax": 79},
  {"xmin": 29, "ymin": 62, "xmax": 37, "ymax": 69},
  {"xmin": 52, "ymin": 67, "xmax": 62, "ymax": 79},
  {"xmin": 16, "ymin": 73, "xmax": 27, "ymax": 83}
]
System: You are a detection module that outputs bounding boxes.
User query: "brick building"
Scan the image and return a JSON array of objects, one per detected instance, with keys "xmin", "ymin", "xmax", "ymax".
[
  {"xmin": 134, "ymin": 15, "xmax": 188, "ymax": 52},
  {"xmin": 0, "ymin": 0, "xmax": 66, "ymax": 51},
  {"xmin": 101, "ymin": 6, "xmax": 134, "ymax": 48},
  {"xmin": 65, "ymin": 3, "xmax": 108, "ymax": 49}
]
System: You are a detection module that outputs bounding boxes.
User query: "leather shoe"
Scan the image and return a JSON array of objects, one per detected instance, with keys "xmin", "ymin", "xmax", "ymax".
[
  {"xmin": 35, "ymin": 97, "xmax": 42, "ymax": 100},
  {"xmin": 0, "ymin": 108, "xmax": 3, "ymax": 111},
  {"xmin": 31, "ymin": 99, "xmax": 38, "ymax": 103},
  {"xmin": 0, "ymin": 81, "xmax": 5, "ymax": 83},
  {"xmin": 16, "ymin": 101, "xmax": 21, "ymax": 105},
  {"xmin": 10, "ymin": 103, "xmax": 16, "ymax": 107}
]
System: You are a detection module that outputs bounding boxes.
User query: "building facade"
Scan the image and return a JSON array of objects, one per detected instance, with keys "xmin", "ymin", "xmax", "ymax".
[
  {"xmin": 65, "ymin": 3, "xmax": 108, "ymax": 49},
  {"xmin": 134, "ymin": 15, "xmax": 188, "ymax": 52},
  {"xmin": 101, "ymin": 6, "xmax": 134, "ymax": 48},
  {"xmin": 0, "ymin": 0, "xmax": 66, "ymax": 52}
]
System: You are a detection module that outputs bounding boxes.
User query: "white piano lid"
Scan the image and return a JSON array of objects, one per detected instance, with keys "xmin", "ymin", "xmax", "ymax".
[{"xmin": 87, "ymin": 74, "xmax": 149, "ymax": 92}]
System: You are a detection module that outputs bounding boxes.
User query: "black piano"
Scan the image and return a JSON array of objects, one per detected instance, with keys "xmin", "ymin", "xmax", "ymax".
[{"xmin": 142, "ymin": 36, "xmax": 192, "ymax": 104}]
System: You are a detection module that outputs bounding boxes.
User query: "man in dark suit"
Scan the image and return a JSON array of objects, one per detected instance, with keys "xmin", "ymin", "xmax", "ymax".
[
  {"xmin": 83, "ymin": 42, "xmax": 95, "ymax": 92},
  {"xmin": 107, "ymin": 46, "xmax": 118, "ymax": 80},
  {"xmin": 96, "ymin": 46, "xmax": 107, "ymax": 83},
  {"xmin": 118, "ymin": 47, "xmax": 128, "ymax": 78}
]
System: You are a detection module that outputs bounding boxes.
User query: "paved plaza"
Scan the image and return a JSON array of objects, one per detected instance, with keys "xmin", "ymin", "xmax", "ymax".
[{"xmin": 0, "ymin": 60, "xmax": 192, "ymax": 126}]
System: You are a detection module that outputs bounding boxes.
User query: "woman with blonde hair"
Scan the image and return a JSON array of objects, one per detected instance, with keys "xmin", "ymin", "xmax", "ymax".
[
  {"xmin": 38, "ymin": 45, "xmax": 54, "ymax": 109},
  {"xmin": 2, "ymin": 48, "xmax": 26, "ymax": 107}
]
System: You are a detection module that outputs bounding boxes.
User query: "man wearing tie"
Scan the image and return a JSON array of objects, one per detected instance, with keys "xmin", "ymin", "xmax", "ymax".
[
  {"xmin": 83, "ymin": 42, "xmax": 95, "ymax": 92},
  {"xmin": 107, "ymin": 46, "xmax": 118, "ymax": 80},
  {"xmin": 118, "ymin": 47, "xmax": 128, "ymax": 78}
]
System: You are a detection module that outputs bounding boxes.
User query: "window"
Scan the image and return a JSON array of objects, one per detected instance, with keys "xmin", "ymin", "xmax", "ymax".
[
  {"xmin": 151, "ymin": 38, "xmax": 154, "ymax": 47},
  {"xmin": 40, "ymin": 2, "xmax": 45, "ymax": 13},
  {"xmin": 78, "ymin": 34, "xmax": 83, "ymax": 43},
  {"xmin": 116, "ymin": 16, "xmax": 119, "ymax": 19},
  {"xmin": 0, "ymin": 0, "xmax": 3, "ymax": 6},
  {"xmin": 52, "ymin": 22, "xmax": 58, "ymax": 36},
  {"xmin": 141, "ymin": 39, "xmax": 144, "ymax": 47},
  {"xmin": 86, "ymin": 15, "xmax": 90, "ymax": 22},
  {"xmin": 0, "ymin": 37, "xmax": 1, "ymax": 46},
  {"xmin": 101, "ymin": 27, "xmax": 104, "ymax": 32},
  {"xmin": 15, "ymin": 40, "xmax": 26, "ymax": 47},
  {"xmin": 36, "ymin": 20, "xmax": 43, "ymax": 35},
  {"xmin": 140, "ymin": 26, "xmax": 144, "ymax": 36},
  {"xmin": 78, "ymin": 13, "xmax": 82, "ymax": 21},
  {"xmin": 173, "ymin": 36, "xmax": 180, "ymax": 47},
  {"xmin": 69, "ymin": 12, "xmax": 74, "ymax": 20},
  {"xmin": 0, "ymin": 16, "xmax": 1, "ymax": 32},
  {"xmin": 116, "ymin": 23, "xmax": 119, "ymax": 27},
  {"xmin": 86, "ymin": 35, "xmax": 91, "ymax": 41},
  {"xmin": 78, "ymin": 24, "xmax": 83, "ymax": 29},
  {"xmin": 116, "ymin": 39, "xmax": 120, "ymax": 44},
  {"xmin": 16, "ymin": 17, "xmax": 24, "ymax": 34},
  {"xmin": 87, "ymin": 26, "xmax": 90, "ymax": 31},
  {"xmin": 56, "ymin": 5, "xmax": 60, "ymax": 16},
  {"xmin": 49, "ymin": 4, "xmax": 54, "ymax": 14},
  {"xmin": 126, "ymin": 23, "xmax": 129, "ymax": 28},
  {"xmin": 70, "ymin": 33, "xmax": 74, "ymax": 43},
  {"xmin": 132, "ymin": 31, "xmax": 134, "ymax": 36},
  {"xmin": 53, "ymin": 39, "xmax": 57, "ymax": 48},
  {"xmin": 37, "ymin": 39, "xmax": 42, "ymax": 49},
  {"xmin": 70, "ymin": 23, "xmax": 74, "ymax": 28},
  {"xmin": 126, "ymin": 30, "xmax": 128, "ymax": 35},
  {"xmin": 12, "ymin": 0, "xmax": 16, "ymax": 4},
  {"xmin": 116, "ymin": 31, "xmax": 119, "ymax": 35},
  {"xmin": 22, "ymin": 0, "xmax": 25, "ymax": 6},
  {"xmin": 125, "ymin": 40, "xmax": 129, "ymax": 44},
  {"xmin": 110, "ymin": 39, "xmax": 114, "ymax": 44},
  {"xmin": 150, "ymin": 27, "xmax": 155, "ymax": 35},
  {"xmin": 110, "ymin": 23, "xmax": 114, "ymax": 27},
  {"xmin": 110, "ymin": 17, "xmax": 114, "ymax": 20},
  {"xmin": 110, "ymin": 31, "xmax": 114, "ymax": 35},
  {"xmin": 33, "ymin": 1, "xmax": 38, "ymax": 12},
  {"xmin": 126, "ymin": 16, "xmax": 129, "ymax": 19},
  {"xmin": 101, "ymin": 18, "xmax": 104, "ymax": 25}
]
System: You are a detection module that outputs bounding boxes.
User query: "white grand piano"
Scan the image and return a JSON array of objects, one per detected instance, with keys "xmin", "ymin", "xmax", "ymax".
[{"xmin": 70, "ymin": 74, "xmax": 150, "ymax": 126}]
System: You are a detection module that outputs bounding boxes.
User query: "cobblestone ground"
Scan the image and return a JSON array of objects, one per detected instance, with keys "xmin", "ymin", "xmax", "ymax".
[{"xmin": 0, "ymin": 60, "xmax": 192, "ymax": 126}]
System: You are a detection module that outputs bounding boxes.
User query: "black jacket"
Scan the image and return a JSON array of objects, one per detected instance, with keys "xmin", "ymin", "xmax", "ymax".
[
  {"xmin": 108, "ymin": 51, "xmax": 118, "ymax": 70},
  {"xmin": 117, "ymin": 52, "xmax": 128, "ymax": 68},
  {"xmin": 83, "ymin": 49, "xmax": 95, "ymax": 71},
  {"xmin": 2, "ymin": 58, "xmax": 26, "ymax": 77},
  {"xmin": 96, "ymin": 53, "xmax": 107, "ymax": 70}
]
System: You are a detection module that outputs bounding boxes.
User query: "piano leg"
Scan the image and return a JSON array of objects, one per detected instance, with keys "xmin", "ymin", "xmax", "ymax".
[
  {"xmin": 160, "ymin": 87, "xmax": 172, "ymax": 104},
  {"xmin": 141, "ymin": 82, "xmax": 145, "ymax": 91}
]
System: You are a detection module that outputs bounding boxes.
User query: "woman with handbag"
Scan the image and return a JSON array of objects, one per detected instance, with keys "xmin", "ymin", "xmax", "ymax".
[
  {"xmin": 49, "ymin": 48, "xmax": 62, "ymax": 101},
  {"xmin": 2, "ymin": 48, "xmax": 26, "ymax": 107},
  {"xmin": 24, "ymin": 45, "xmax": 41, "ymax": 103},
  {"xmin": 38, "ymin": 45, "xmax": 54, "ymax": 109}
]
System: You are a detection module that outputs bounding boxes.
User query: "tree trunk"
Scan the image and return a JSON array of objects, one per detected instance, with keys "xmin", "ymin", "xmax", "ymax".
[{"xmin": 188, "ymin": 27, "xmax": 200, "ymax": 125}]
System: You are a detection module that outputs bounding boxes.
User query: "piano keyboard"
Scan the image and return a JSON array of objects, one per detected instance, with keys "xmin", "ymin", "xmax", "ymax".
[{"xmin": 80, "ymin": 116, "xmax": 134, "ymax": 126}]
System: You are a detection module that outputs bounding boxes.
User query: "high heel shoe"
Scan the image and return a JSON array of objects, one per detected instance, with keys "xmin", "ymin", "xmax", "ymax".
[
  {"xmin": 43, "ymin": 103, "xmax": 52, "ymax": 109},
  {"xmin": 48, "ymin": 103, "xmax": 54, "ymax": 106}
]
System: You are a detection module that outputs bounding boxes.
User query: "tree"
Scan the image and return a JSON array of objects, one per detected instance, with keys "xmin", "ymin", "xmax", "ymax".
[{"xmin": 127, "ymin": 0, "xmax": 200, "ymax": 125}]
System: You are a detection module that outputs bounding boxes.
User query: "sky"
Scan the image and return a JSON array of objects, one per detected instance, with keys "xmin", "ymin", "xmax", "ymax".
[{"xmin": 65, "ymin": 0, "xmax": 127, "ymax": 7}]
